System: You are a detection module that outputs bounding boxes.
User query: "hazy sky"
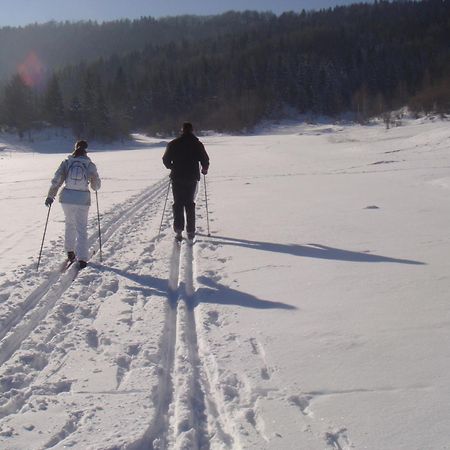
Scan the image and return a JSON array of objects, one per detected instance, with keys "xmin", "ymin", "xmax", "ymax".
[{"xmin": 0, "ymin": 0, "xmax": 374, "ymax": 27}]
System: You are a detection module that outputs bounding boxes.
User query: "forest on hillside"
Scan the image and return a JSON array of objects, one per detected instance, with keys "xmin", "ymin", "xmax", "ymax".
[{"xmin": 0, "ymin": 0, "xmax": 449, "ymax": 140}]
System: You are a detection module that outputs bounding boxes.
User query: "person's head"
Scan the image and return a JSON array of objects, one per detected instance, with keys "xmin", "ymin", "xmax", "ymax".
[
  {"xmin": 182, "ymin": 122, "xmax": 193, "ymax": 134},
  {"xmin": 73, "ymin": 140, "xmax": 88, "ymax": 157}
]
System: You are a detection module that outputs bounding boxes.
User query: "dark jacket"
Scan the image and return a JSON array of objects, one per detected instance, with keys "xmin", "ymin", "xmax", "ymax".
[{"xmin": 163, "ymin": 132, "xmax": 209, "ymax": 181}]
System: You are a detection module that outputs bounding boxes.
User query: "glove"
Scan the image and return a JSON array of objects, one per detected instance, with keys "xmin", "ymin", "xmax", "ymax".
[
  {"xmin": 45, "ymin": 197, "xmax": 54, "ymax": 207},
  {"xmin": 201, "ymin": 167, "xmax": 208, "ymax": 175}
]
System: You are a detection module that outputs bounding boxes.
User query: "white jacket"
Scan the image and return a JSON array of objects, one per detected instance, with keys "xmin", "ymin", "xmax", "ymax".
[{"xmin": 48, "ymin": 155, "xmax": 101, "ymax": 206}]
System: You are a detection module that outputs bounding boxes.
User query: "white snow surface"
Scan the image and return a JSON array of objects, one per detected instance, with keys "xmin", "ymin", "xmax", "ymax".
[{"xmin": 0, "ymin": 118, "xmax": 449, "ymax": 450}]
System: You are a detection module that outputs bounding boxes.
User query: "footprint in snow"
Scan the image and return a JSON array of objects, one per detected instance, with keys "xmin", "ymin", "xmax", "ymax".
[
  {"xmin": 288, "ymin": 394, "xmax": 313, "ymax": 416},
  {"xmin": 325, "ymin": 428, "xmax": 351, "ymax": 450},
  {"xmin": 86, "ymin": 329, "xmax": 99, "ymax": 348}
]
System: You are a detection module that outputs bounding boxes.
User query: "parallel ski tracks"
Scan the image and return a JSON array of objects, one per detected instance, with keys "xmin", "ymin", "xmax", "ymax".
[
  {"xmin": 145, "ymin": 240, "xmax": 237, "ymax": 450},
  {"xmin": 1, "ymin": 176, "xmax": 240, "ymax": 449},
  {"xmin": 0, "ymin": 178, "xmax": 169, "ymax": 367}
]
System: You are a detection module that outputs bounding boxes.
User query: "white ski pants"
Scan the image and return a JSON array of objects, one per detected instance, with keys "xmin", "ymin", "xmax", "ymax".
[{"xmin": 62, "ymin": 203, "xmax": 90, "ymax": 261}]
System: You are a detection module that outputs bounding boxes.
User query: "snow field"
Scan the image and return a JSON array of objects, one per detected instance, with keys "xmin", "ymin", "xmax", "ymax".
[
  {"xmin": 0, "ymin": 159, "xmax": 254, "ymax": 448},
  {"xmin": 0, "ymin": 178, "xmax": 170, "ymax": 448},
  {"xmin": 0, "ymin": 118, "xmax": 450, "ymax": 449}
]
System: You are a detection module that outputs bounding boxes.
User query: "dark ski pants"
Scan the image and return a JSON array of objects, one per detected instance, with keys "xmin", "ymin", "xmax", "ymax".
[{"xmin": 171, "ymin": 179, "xmax": 198, "ymax": 233}]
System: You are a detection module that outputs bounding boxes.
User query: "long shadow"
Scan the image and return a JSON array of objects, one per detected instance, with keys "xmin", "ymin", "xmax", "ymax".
[
  {"xmin": 90, "ymin": 263, "xmax": 296, "ymax": 311},
  {"xmin": 89, "ymin": 263, "xmax": 167, "ymax": 298},
  {"xmin": 200, "ymin": 234, "xmax": 426, "ymax": 266},
  {"xmin": 196, "ymin": 276, "xmax": 297, "ymax": 310}
]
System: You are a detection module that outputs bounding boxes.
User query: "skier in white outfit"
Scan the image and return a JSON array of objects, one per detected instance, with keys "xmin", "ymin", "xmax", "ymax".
[{"xmin": 45, "ymin": 140, "xmax": 101, "ymax": 269}]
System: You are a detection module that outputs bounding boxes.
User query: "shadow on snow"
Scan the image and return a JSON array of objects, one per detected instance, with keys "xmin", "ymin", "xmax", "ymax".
[
  {"xmin": 201, "ymin": 234, "xmax": 426, "ymax": 266},
  {"xmin": 195, "ymin": 276, "xmax": 297, "ymax": 310},
  {"xmin": 89, "ymin": 263, "xmax": 167, "ymax": 299},
  {"xmin": 89, "ymin": 262, "xmax": 297, "ymax": 311}
]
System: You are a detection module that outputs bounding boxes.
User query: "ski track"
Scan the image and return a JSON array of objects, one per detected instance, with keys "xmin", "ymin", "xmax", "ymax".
[
  {"xmin": 167, "ymin": 241, "xmax": 210, "ymax": 450},
  {"xmin": 0, "ymin": 178, "xmax": 168, "ymax": 368},
  {"xmin": 0, "ymin": 176, "xmax": 289, "ymax": 450},
  {"xmin": 156, "ymin": 185, "xmax": 250, "ymax": 450},
  {"xmin": 0, "ymin": 178, "xmax": 168, "ymax": 430},
  {"xmin": 0, "ymin": 176, "xmax": 244, "ymax": 450},
  {"xmin": 142, "ymin": 240, "xmax": 236, "ymax": 450}
]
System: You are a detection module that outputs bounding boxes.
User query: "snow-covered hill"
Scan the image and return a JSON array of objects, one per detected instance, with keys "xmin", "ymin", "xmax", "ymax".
[{"xmin": 0, "ymin": 118, "xmax": 449, "ymax": 449}]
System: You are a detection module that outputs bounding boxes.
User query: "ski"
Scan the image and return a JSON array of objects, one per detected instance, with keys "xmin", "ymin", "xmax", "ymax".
[
  {"xmin": 175, "ymin": 239, "xmax": 196, "ymax": 246},
  {"xmin": 174, "ymin": 234, "xmax": 196, "ymax": 245},
  {"xmin": 59, "ymin": 258, "xmax": 75, "ymax": 273}
]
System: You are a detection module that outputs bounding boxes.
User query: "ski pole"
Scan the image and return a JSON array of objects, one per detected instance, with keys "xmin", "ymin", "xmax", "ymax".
[
  {"xmin": 159, "ymin": 179, "xmax": 171, "ymax": 235},
  {"xmin": 37, "ymin": 204, "xmax": 52, "ymax": 271},
  {"xmin": 95, "ymin": 191, "xmax": 103, "ymax": 262},
  {"xmin": 203, "ymin": 174, "xmax": 211, "ymax": 237}
]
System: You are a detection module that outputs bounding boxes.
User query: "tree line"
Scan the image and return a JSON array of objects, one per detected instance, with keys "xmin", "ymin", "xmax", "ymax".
[{"xmin": 0, "ymin": 1, "xmax": 449, "ymax": 140}]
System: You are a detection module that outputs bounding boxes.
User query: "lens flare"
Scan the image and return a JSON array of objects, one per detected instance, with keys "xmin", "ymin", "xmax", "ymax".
[{"xmin": 18, "ymin": 51, "xmax": 46, "ymax": 88}]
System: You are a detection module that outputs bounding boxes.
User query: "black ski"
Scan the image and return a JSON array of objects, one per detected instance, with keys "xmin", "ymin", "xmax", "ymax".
[{"xmin": 174, "ymin": 235, "xmax": 196, "ymax": 245}]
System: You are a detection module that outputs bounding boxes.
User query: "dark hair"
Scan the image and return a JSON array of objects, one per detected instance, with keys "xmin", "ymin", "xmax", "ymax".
[
  {"xmin": 73, "ymin": 140, "xmax": 88, "ymax": 157},
  {"xmin": 182, "ymin": 122, "xmax": 193, "ymax": 134}
]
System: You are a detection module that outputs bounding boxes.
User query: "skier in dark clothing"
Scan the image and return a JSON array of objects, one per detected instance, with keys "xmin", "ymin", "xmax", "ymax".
[{"xmin": 163, "ymin": 122, "xmax": 209, "ymax": 241}]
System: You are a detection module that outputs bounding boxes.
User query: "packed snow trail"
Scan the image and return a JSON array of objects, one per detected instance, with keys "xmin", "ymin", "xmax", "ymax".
[
  {"xmin": 0, "ymin": 178, "xmax": 173, "ymax": 447},
  {"xmin": 0, "ymin": 178, "xmax": 168, "ymax": 369},
  {"xmin": 0, "ymin": 176, "xmax": 244, "ymax": 450},
  {"xmin": 0, "ymin": 155, "xmax": 358, "ymax": 450},
  {"xmin": 0, "ymin": 263, "xmax": 80, "ymax": 366},
  {"xmin": 145, "ymin": 240, "xmax": 237, "ymax": 450},
  {"xmin": 170, "ymin": 241, "xmax": 209, "ymax": 450}
]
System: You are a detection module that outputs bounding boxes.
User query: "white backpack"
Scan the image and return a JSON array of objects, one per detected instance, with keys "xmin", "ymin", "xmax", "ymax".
[{"xmin": 65, "ymin": 158, "xmax": 90, "ymax": 191}]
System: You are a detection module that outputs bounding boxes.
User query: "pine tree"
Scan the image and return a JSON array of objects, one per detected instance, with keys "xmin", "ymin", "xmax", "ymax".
[
  {"xmin": 82, "ymin": 71, "xmax": 98, "ymax": 138},
  {"xmin": 3, "ymin": 74, "xmax": 35, "ymax": 137},
  {"xmin": 43, "ymin": 74, "xmax": 65, "ymax": 127},
  {"xmin": 1, "ymin": 3, "xmax": 449, "ymax": 136},
  {"xmin": 93, "ymin": 89, "xmax": 114, "ymax": 140},
  {"xmin": 68, "ymin": 96, "xmax": 84, "ymax": 138},
  {"xmin": 109, "ymin": 67, "xmax": 132, "ymax": 138}
]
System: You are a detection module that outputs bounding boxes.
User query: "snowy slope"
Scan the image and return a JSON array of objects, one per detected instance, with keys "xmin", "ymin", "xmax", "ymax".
[{"xmin": 0, "ymin": 118, "xmax": 450, "ymax": 450}]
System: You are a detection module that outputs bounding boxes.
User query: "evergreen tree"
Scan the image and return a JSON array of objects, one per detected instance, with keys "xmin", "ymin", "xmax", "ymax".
[
  {"xmin": 68, "ymin": 96, "xmax": 84, "ymax": 138},
  {"xmin": 109, "ymin": 67, "xmax": 132, "ymax": 138},
  {"xmin": 43, "ymin": 74, "xmax": 65, "ymax": 126},
  {"xmin": 3, "ymin": 74, "xmax": 35, "ymax": 137},
  {"xmin": 93, "ymin": 89, "xmax": 114, "ymax": 140},
  {"xmin": 0, "ymin": 2, "xmax": 449, "ymax": 137}
]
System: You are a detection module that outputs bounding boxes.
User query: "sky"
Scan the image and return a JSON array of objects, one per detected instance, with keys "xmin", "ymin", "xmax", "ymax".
[{"xmin": 0, "ymin": 0, "xmax": 374, "ymax": 27}]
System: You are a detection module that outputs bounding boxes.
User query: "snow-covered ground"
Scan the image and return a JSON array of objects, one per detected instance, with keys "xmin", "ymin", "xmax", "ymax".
[{"xmin": 0, "ymin": 118, "xmax": 449, "ymax": 449}]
